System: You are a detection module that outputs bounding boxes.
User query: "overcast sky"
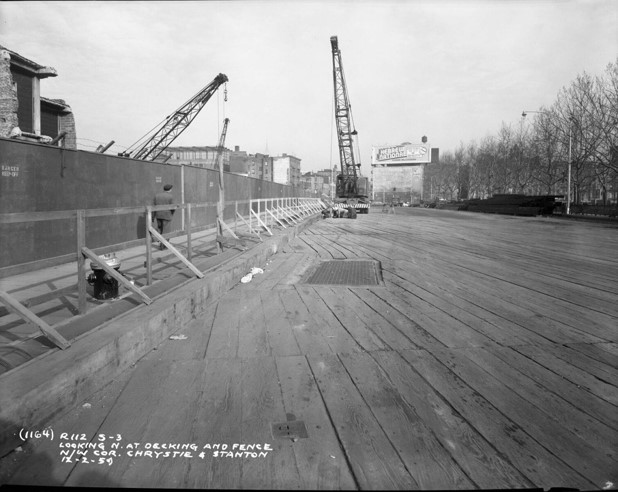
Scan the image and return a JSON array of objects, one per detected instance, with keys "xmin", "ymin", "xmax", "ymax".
[{"xmin": 1, "ymin": 0, "xmax": 616, "ymax": 174}]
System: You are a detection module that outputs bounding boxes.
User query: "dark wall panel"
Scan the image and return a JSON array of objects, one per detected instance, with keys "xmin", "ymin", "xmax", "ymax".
[
  {"xmin": 11, "ymin": 70, "xmax": 33, "ymax": 133},
  {"xmin": 0, "ymin": 138, "xmax": 310, "ymax": 270}
]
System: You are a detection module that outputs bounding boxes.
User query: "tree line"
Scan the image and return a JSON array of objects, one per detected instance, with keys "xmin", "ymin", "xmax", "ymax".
[{"xmin": 426, "ymin": 59, "xmax": 618, "ymax": 206}]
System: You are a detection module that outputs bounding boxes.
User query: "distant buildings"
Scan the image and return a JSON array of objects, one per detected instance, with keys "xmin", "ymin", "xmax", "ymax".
[
  {"xmin": 163, "ymin": 146, "xmax": 231, "ymax": 172},
  {"xmin": 272, "ymin": 153, "xmax": 301, "ymax": 186},
  {"xmin": 164, "ymin": 147, "xmax": 304, "ymax": 187},
  {"xmin": 300, "ymin": 168, "xmax": 336, "ymax": 197},
  {"xmin": 0, "ymin": 45, "xmax": 76, "ymax": 148},
  {"xmin": 229, "ymin": 146, "xmax": 273, "ymax": 181}
]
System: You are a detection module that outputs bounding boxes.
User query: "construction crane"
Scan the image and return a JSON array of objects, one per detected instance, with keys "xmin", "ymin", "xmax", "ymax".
[
  {"xmin": 330, "ymin": 35, "xmax": 369, "ymax": 214},
  {"xmin": 126, "ymin": 73, "xmax": 228, "ymax": 161},
  {"xmin": 215, "ymin": 118, "xmax": 230, "ymax": 186}
]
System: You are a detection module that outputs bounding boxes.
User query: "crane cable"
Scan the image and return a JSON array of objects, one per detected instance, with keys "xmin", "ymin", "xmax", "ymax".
[
  {"xmin": 217, "ymin": 82, "xmax": 228, "ymax": 139},
  {"xmin": 348, "ymin": 102, "xmax": 363, "ymax": 177}
]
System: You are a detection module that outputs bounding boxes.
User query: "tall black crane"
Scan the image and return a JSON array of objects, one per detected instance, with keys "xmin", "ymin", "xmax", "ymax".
[
  {"xmin": 330, "ymin": 36, "xmax": 369, "ymax": 213},
  {"xmin": 127, "ymin": 73, "xmax": 228, "ymax": 161}
]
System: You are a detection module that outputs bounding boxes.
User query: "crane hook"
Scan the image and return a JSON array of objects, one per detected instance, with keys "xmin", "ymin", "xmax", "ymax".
[{"xmin": 224, "ymin": 83, "xmax": 228, "ymax": 102}]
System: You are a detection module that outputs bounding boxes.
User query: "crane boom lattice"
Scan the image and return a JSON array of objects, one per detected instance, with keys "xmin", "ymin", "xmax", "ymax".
[{"xmin": 130, "ymin": 73, "xmax": 228, "ymax": 161}]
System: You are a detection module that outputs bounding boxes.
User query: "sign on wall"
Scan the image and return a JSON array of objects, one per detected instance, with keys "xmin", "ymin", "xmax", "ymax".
[{"xmin": 371, "ymin": 143, "xmax": 431, "ymax": 165}]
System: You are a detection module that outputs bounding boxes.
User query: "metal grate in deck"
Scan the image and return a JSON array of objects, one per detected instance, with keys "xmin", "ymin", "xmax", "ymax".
[{"xmin": 302, "ymin": 259, "xmax": 382, "ymax": 286}]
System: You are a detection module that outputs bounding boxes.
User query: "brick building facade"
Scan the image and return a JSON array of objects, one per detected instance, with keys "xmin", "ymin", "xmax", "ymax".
[{"xmin": 0, "ymin": 45, "xmax": 76, "ymax": 148}]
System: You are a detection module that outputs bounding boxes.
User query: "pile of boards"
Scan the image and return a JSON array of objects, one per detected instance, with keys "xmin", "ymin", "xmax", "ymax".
[{"xmin": 461, "ymin": 194, "xmax": 563, "ymax": 216}]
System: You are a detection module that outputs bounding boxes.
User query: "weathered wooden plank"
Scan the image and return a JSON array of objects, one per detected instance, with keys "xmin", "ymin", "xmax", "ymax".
[
  {"xmin": 154, "ymin": 302, "xmax": 218, "ymax": 360},
  {"xmin": 239, "ymin": 356, "xmax": 302, "ymax": 490},
  {"xmin": 299, "ymin": 234, "xmax": 336, "ymax": 258},
  {"xmin": 63, "ymin": 359, "xmax": 205, "ymax": 487},
  {"xmin": 370, "ymin": 350, "xmax": 537, "ymax": 489},
  {"xmin": 274, "ymin": 355, "xmax": 356, "ymax": 489},
  {"xmin": 236, "ymin": 291, "xmax": 272, "ymax": 359},
  {"xmin": 256, "ymin": 291, "xmax": 302, "ymax": 357},
  {"xmin": 516, "ymin": 344, "xmax": 618, "ymax": 406},
  {"xmin": 382, "ymin": 263, "xmax": 551, "ymax": 346},
  {"xmin": 312, "ymin": 233, "xmax": 359, "ymax": 259},
  {"xmin": 184, "ymin": 358, "xmax": 243, "ymax": 489},
  {"xmin": 247, "ymin": 253, "xmax": 307, "ymax": 290},
  {"xmin": 338, "ymin": 288, "xmax": 420, "ymax": 350},
  {"xmin": 490, "ymin": 345, "xmax": 618, "ymax": 430},
  {"xmin": 362, "ymin": 288, "xmax": 446, "ymax": 350},
  {"xmin": 313, "ymin": 287, "xmax": 389, "ymax": 352},
  {"xmin": 460, "ymin": 346, "xmax": 617, "ymax": 458},
  {"xmin": 399, "ymin": 349, "xmax": 597, "ymax": 490},
  {"xmin": 0, "ymin": 291, "xmax": 70, "ymax": 349},
  {"xmin": 204, "ymin": 296, "xmax": 240, "ymax": 358},
  {"xmin": 307, "ymin": 353, "xmax": 419, "ymax": 489},
  {"xmin": 539, "ymin": 342, "xmax": 618, "ymax": 382},
  {"xmin": 338, "ymin": 351, "xmax": 476, "ymax": 489},
  {"xmin": 413, "ymin": 263, "xmax": 606, "ymax": 344},
  {"xmin": 566, "ymin": 342, "xmax": 618, "ymax": 368},
  {"xmin": 420, "ymin": 347, "xmax": 618, "ymax": 486},
  {"xmin": 7, "ymin": 372, "xmax": 133, "ymax": 486},
  {"xmin": 417, "ymin": 248, "xmax": 617, "ymax": 341},
  {"xmin": 384, "ymin": 279, "xmax": 495, "ymax": 348},
  {"xmin": 279, "ymin": 288, "xmax": 360, "ymax": 355}
]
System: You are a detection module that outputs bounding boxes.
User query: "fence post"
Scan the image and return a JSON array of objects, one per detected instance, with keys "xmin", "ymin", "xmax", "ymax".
[
  {"xmin": 76, "ymin": 209, "xmax": 87, "ymax": 314},
  {"xmin": 186, "ymin": 203, "xmax": 192, "ymax": 263},
  {"xmin": 146, "ymin": 206, "xmax": 153, "ymax": 286}
]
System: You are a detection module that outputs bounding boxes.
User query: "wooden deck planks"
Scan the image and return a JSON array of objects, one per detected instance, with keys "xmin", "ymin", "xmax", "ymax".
[
  {"xmin": 7, "ymin": 209, "xmax": 617, "ymax": 490},
  {"xmin": 63, "ymin": 359, "xmax": 207, "ymax": 488},
  {"xmin": 204, "ymin": 296, "xmax": 241, "ymax": 358},
  {"xmin": 459, "ymin": 346, "xmax": 618, "ymax": 457},
  {"xmin": 307, "ymin": 353, "xmax": 419, "ymax": 489},
  {"xmin": 337, "ymin": 351, "xmax": 476, "ymax": 490},
  {"xmin": 274, "ymin": 355, "xmax": 357, "ymax": 490},
  {"xmin": 279, "ymin": 288, "xmax": 361, "ymax": 355},
  {"xmin": 566, "ymin": 341, "xmax": 618, "ymax": 367},
  {"xmin": 239, "ymin": 356, "xmax": 302, "ymax": 490},
  {"xmin": 421, "ymin": 347, "xmax": 618, "ymax": 486},
  {"xmin": 382, "ymin": 263, "xmax": 551, "ymax": 347},
  {"xmin": 184, "ymin": 358, "xmax": 243, "ymax": 490},
  {"xmin": 400, "ymin": 349, "xmax": 598, "ymax": 490},
  {"xmin": 154, "ymin": 302, "xmax": 218, "ymax": 360},
  {"xmin": 490, "ymin": 345, "xmax": 618, "ymax": 430},
  {"xmin": 369, "ymin": 350, "xmax": 534, "ymax": 489},
  {"xmin": 515, "ymin": 344, "xmax": 618, "ymax": 406}
]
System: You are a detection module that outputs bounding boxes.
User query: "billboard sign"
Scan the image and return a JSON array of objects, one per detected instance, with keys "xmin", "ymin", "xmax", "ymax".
[{"xmin": 371, "ymin": 143, "xmax": 431, "ymax": 165}]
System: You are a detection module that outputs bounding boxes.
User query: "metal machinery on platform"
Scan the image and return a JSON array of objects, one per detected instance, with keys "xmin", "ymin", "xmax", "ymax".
[
  {"xmin": 330, "ymin": 36, "xmax": 369, "ymax": 214},
  {"xmin": 87, "ymin": 253, "xmax": 122, "ymax": 300}
]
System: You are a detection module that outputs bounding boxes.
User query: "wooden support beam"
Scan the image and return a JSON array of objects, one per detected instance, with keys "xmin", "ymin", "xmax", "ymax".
[
  {"xmin": 218, "ymin": 217, "xmax": 240, "ymax": 239},
  {"xmin": 250, "ymin": 208, "xmax": 273, "ymax": 236},
  {"xmin": 216, "ymin": 235, "xmax": 247, "ymax": 250},
  {"xmin": 147, "ymin": 227, "xmax": 204, "ymax": 279},
  {"xmin": 81, "ymin": 247, "xmax": 154, "ymax": 304},
  {"xmin": 276, "ymin": 205, "xmax": 299, "ymax": 224},
  {"xmin": 186, "ymin": 203, "xmax": 193, "ymax": 263},
  {"xmin": 0, "ymin": 291, "xmax": 71, "ymax": 350},
  {"xmin": 236, "ymin": 211, "xmax": 262, "ymax": 241},
  {"xmin": 145, "ymin": 207, "xmax": 153, "ymax": 286},
  {"xmin": 266, "ymin": 207, "xmax": 287, "ymax": 228},
  {"xmin": 76, "ymin": 209, "xmax": 87, "ymax": 314}
]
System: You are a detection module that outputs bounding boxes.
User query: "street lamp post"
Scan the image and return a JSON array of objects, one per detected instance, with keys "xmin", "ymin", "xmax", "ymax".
[
  {"xmin": 522, "ymin": 110, "xmax": 573, "ymax": 215},
  {"xmin": 567, "ymin": 125, "xmax": 572, "ymax": 215}
]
